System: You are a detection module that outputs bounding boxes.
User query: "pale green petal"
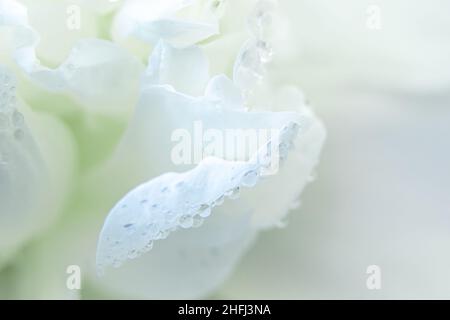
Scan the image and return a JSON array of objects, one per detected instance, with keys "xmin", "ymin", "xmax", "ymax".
[
  {"xmin": 0, "ymin": 0, "xmax": 144, "ymax": 116},
  {"xmin": 3, "ymin": 0, "xmax": 100, "ymax": 67},
  {"xmin": 0, "ymin": 65, "xmax": 76, "ymax": 266}
]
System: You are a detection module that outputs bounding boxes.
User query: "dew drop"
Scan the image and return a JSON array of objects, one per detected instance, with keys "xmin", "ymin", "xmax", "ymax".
[
  {"xmin": 256, "ymin": 40, "xmax": 273, "ymax": 63},
  {"xmin": 143, "ymin": 241, "xmax": 154, "ymax": 252},
  {"xmin": 128, "ymin": 250, "xmax": 138, "ymax": 259},
  {"xmin": 241, "ymin": 170, "xmax": 258, "ymax": 187},
  {"xmin": 155, "ymin": 230, "xmax": 169, "ymax": 240},
  {"xmin": 226, "ymin": 187, "xmax": 240, "ymax": 200},
  {"xmin": 213, "ymin": 195, "xmax": 225, "ymax": 206},
  {"xmin": 12, "ymin": 110, "xmax": 24, "ymax": 127},
  {"xmin": 178, "ymin": 215, "xmax": 194, "ymax": 228},
  {"xmin": 198, "ymin": 204, "xmax": 211, "ymax": 218},
  {"xmin": 192, "ymin": 215, "xmax": 204, "ymax": 228}
]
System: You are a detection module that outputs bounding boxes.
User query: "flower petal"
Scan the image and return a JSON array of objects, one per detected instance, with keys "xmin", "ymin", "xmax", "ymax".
[
  {"xmin": 92, "ymin": 200, "xmax": 256, "ymax": 299},
  {"xmin": 0, "ymin": 1, "xmax": 144, "ymax": 115},
  {"xmin": 112, "ymin": 0, "xmax": 218, "ymax": 50},
  {"xmin": 143, "ymin": 40, "xmax": 209, "ymax": 96},
  {"xmin": 0, "ymin": 65, "xmax": 76, "ymax": 265}
]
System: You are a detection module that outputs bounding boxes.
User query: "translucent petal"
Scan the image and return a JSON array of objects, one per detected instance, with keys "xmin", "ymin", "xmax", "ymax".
[
  {"xmin": 143, "ymin": 40, "xmax": 209, "ymax": 96},
  {"xmin": 57, "ymin": 39, "xmax": 144, "ymax": 115},
  {"xmin": 0, "ymin": 1, "xmax": 144, "ymax": 115},
  {"xmin": 0, "ymin": 65, "xmax": 76, "ymax": 265},
  {"xmin": 92, "ymin": 200, "xmax": 256, "ymax": 299},
  {"xmin": 2, "ymin": 0, "xmax": 99, "ymax": 67},
  {"xmin": 112, "ymin": 0, "xmax": 218, "ymax": 50},
  {"xmin": 95, "ymin": 79, "xmax": 322, "ymax": 271}
]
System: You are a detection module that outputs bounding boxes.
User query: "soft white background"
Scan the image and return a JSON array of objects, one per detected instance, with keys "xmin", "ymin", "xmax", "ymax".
[{"xmin": 219, "ymin": 0, "xmax": 450, "ymax": 299}]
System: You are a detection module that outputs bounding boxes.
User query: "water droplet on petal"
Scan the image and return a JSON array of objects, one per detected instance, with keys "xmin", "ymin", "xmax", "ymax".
[
  {"xmin": 128, "ymin": 250, "xmax": 138, "ymax": 259},
  {"xmin": 226, "ymin": 187, "xmax": 240, "ymax": 199},
  {"xmin": 192, "ymin": 215, "xmax": 204, "ymax": 228},
  {"xmin": 143, "ymin": 241, "xmax": 154, "ymax": 252},
  {"xmin": 241, "ymin": 170, "xmax": 259, "ymax": 187},
  {"xmin": 198, "ymin": 204, "xmax": 211, "ymax": 218},
  {"xmin": 178, "ymin": 215, "xmax": 194, "ymax": 228}
]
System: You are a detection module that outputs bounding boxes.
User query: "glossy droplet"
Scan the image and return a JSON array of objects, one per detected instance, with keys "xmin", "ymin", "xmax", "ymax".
[
  {"xmin": 143, "ymin": 241, "xmax": 154, "ymax": 252},
  {"xmin": 128, "ymin": 250, "xmax": 138, "ymax": 259},
  {"xmin": 12, "ymin": 110, "xmax": 23, "ymax": 127},
  {"xmin": 178, "ymin": 215, "xmax": 194, "ymax": 228},
  {"xmin": 192, "ymin": 215, "xmax": 204, "ymax": 228},
  {"xmin": 241, "ymin": 170, "xmax": 258, "ymax": 187},
  {"xmin": 155, "ymin": 230, "xmax": 169, "ymax": 240},
  {"xmin": 213, "ymin": 195, "xmax": 225, "ymax": 206},
  {"xmin": 256, "ymin": 40, "xmax": 273, "ymax": 63},
  {"xmin": 198, "ymin": 204, "xmax": 211, "ymax": 218},
  {"xmin": 226, "ymin": 187, "xmax": 240, "ymax": 200}
]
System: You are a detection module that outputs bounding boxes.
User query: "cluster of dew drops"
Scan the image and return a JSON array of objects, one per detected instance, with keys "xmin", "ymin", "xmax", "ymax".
[
  {"xmin": 101, "ymin": 117, "xmax": 301, "ymax": 272},
  {"xmin": 102, "ymin": 165, "xmax": 262, "ymax": 270},
  {"xmin": 234, "ymin": 0, "xmax": 275, "ymax": 96},
  {"xmin": 0, "ymin": 71, "xmax": 25, "ymax": 165}
]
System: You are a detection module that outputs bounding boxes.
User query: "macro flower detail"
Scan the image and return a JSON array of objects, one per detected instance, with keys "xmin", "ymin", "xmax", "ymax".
[{"xmin": 0, "ymin": 0, "xmax": 325, "ymax": 299}]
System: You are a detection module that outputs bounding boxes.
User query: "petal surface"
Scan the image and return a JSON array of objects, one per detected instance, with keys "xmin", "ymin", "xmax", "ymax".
[{"xmin": 0, "ymin": 65, "xmax": 76, "ymax": 265}]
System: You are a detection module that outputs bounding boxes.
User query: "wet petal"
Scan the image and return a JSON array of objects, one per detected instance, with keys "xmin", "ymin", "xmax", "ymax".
[
  {"xmin": 0, "ymin": 1, "xmax": 144, "ymax": 115},
  {"xmin": 95, "ymin": 78, "xmax": 324, "ymax": 271},
  {"xmin": 92, "ymin": 200, "xmax": 256, "ymax": 299},
  {"xmin": 0, "ymin": 65, "xmax": 76, "ymax": 265},
  {"xmin": 1, "ymin": 0, "xmax": 99, "ymax": 67}
]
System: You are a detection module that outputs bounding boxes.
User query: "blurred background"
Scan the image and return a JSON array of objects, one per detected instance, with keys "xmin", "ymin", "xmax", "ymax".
[{"xmin": 218, "ymin": 0, "xmax": 450, "ymax": 299}]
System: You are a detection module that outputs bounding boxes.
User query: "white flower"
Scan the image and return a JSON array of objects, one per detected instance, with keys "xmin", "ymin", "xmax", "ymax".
[{"xmin": 0, "ymin": 0, "xmax": 325, "ymax": 299}]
